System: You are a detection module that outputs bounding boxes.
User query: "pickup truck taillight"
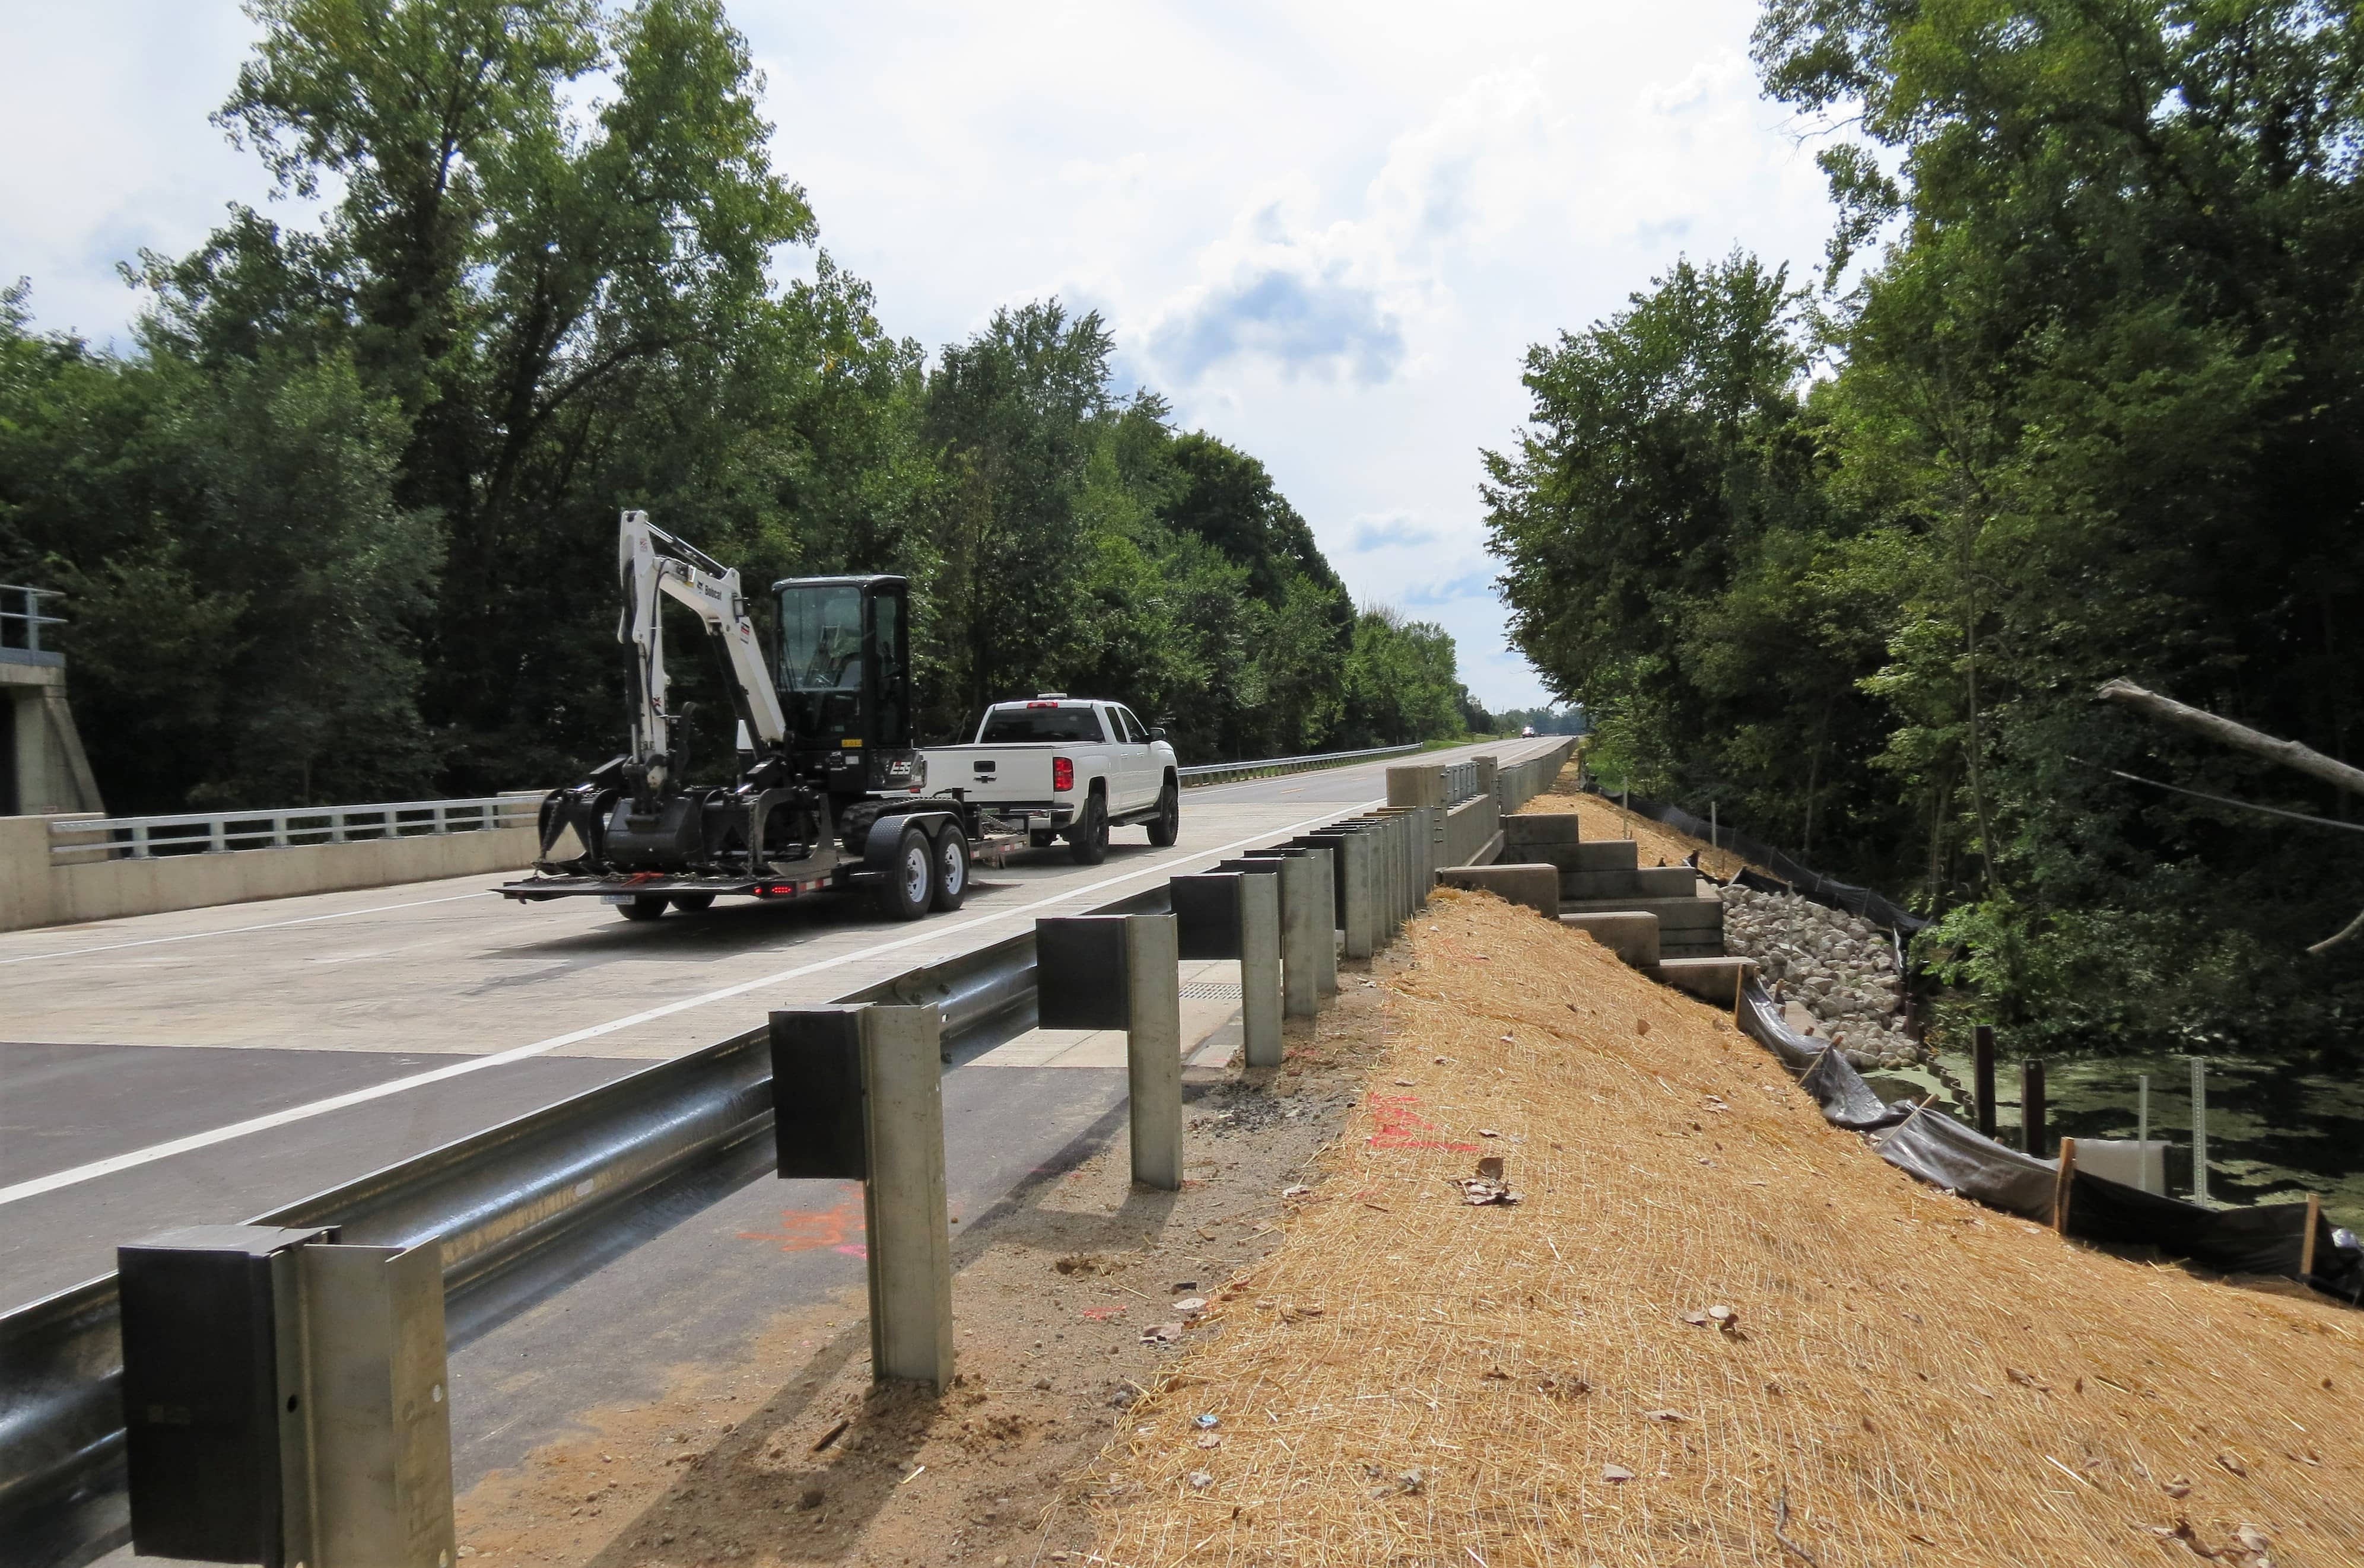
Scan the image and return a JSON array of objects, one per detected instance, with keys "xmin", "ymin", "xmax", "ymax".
[{"xmin": 1053, "ymin": 757, "xmax": 1075, "ymax": 793}]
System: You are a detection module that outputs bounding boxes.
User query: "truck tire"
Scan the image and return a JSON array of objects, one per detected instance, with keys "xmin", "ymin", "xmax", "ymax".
[
  {"xmin": 616, "ymin": 895, "xmax": 668, "ymax": 921},
  {"xmin": 1067, "ymin": 790, "xmax": 1109, "ymax": 865},
  {"xmin": 1147, "ymin": 781, "xmax": 1180, "ymax": 847},
  {"xmin": 931, "ymin": 828, "xmax": 971, "ymax": 912},
  {"xmin": 669, "ymin": 893, "xmax": 716, "ymax": 913},
  {"xmin": 876, "ymin": 825, "xmax": 933, "ymax": 921}
]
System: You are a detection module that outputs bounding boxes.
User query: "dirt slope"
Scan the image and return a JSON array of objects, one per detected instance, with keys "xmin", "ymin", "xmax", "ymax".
[{"xmin": 1083, "ymin": 890, "xmax": 2360, "ymax": 1567}]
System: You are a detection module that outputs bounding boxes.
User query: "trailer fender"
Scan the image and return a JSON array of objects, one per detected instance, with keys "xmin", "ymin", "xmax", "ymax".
[{"xmin": 860, "ymin": 808, "xmax": 962, "ymax": 872}]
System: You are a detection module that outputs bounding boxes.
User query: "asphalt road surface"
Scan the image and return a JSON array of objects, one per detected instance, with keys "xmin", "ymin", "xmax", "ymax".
[
  {"xmin": 2, "ymin": 737, "xmax": 1570, "ymax": 1564},
  {"xmin": 0, "ymin": 739, "xmax": 1565, "ymax": 1312}
]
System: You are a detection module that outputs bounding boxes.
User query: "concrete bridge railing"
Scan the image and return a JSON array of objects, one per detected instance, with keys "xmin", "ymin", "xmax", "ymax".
[{"xmin": 0, "ymin": 794, "xmax": 545, "ymax": 933}]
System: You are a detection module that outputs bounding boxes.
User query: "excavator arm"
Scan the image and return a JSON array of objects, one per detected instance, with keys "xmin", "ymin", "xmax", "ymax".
[{"xmin": 619, "ymin": 510, "xmax": 790, "ymax": 770}]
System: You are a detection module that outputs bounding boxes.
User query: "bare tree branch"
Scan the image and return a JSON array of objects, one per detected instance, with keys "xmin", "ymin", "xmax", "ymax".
[
  {"xmin": 2096, "ymin": 679, "xmax": 2364, "ymax": 797},
  {"xmin": 2099, "ymin": 679, "xmax": 2364, "ymax": 954}
]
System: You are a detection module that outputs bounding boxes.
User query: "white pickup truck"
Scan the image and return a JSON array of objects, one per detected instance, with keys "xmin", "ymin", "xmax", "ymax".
[{"xmin": 922, "ymin": 695, "xmax": 1180, "ymax": 864}]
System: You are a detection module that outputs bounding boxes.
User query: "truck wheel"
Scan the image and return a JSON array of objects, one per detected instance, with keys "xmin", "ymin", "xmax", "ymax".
[
  {"xmin": 617, "ymin": 895, "xmax": 668, "ymax": 921},
  {"xmin": 1147, "ymin": 783, "xmax": 1180, "ymax": 847},
  {"xmin": 669, "ymin": 893, "xmax": 716, "ymax": 914},
  {"xmin": 931, "ymin": 828, "xmax": 970, "ymax": 911},
  {"xmin": 1067, "ymin": 792, "xmax": 1109, "ymax": 866},
  {"xmin": 876, "ymin": 825, "xmax": 933, "ymax": 921}
]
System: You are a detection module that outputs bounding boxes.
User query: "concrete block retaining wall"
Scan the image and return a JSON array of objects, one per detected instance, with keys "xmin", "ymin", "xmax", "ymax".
[{"xmin": 0, "ymin": 794, "xmax": 545, "ymax": 932}]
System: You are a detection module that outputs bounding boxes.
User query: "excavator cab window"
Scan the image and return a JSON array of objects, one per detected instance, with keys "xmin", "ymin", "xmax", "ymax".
[
  {"xmin": 869, "ymin": 583, "xmax": 910, "ymax": 750},
  {"xmin": 774, "ymin": 577, "xmax": 911, "ymax": 758}
]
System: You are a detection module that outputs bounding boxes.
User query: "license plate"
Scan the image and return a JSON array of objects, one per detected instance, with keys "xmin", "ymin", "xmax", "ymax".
[{"xmin": 600, "ymin": 893, "xmax": 636, "ymax": 905}]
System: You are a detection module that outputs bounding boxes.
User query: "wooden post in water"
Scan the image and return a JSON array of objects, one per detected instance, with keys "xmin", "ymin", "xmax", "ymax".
[
  {"xmin": 2191, "ymin": 1057, "xmax": 2211, "ymax": 1206},
  {"xmin": 2021, "ymin": 1058, "xmax": 2048, "ymax": 1158},
  {"xmin": 1972, "ymin": 1025, "xmax": 1997, "ymax": 1140}
]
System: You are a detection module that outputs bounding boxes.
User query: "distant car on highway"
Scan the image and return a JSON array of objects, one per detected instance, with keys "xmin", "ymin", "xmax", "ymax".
[
  {"xmin": 1520, "ymin": 724, "xmax": 1537, "ymax": 737},
  {"xmin": 922, "ymin": 696, "xmax": 1179, "ymax": 864}
]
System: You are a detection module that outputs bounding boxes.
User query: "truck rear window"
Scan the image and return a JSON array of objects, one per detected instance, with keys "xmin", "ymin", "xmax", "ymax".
[{"xmin": 979, "ymin": 708, "xmax": 1105, "ymax": 743}]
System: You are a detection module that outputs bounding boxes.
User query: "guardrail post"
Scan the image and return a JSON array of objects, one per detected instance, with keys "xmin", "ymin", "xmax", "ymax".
[
  {"xmin": 1409, "ymin": 809, "xmax": 1428, "ymax": 908},
  {"xmin": 1206, "ymin": 862, "xmax": 1286, "ymax": 1063},
  {"xmin": 118, "ymin": 1225, "xmax": 456, "ymax": 1567},
  {"xmin": 1296, "ymin": 844, "xmax": 1339, "ymax": 996},
  {"xmin": 770, "ymin": 1003, "xmax": 954, "ymax": 1387},
  {"xmin": 1037, "ymin": 914, "xmax": 1183, "ymax": 1190},
  {"xmin": 1384, "ymin": 812, "xmax": 1403, "ymax": 924},
  {"xmin": 1272, "ymin": 853, "xmax": 1321, "ymax": 1018},
  {"xmin": 1238, "ymin": 873, "xmax": 1283, "ymax": 1065},
  {"xmin": 1332, "ymin": 828, "xmax": 1378, "ymax": 960},
  {"xmin": 298, "ymin": 1242, "xmax": 457, "ymax": 1568}
]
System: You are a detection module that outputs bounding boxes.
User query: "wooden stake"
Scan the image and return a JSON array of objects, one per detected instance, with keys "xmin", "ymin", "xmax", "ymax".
[
  {"xmin": 2052, "ymin": 1137, "xmax": 2077, "ymax": 1235},
  {"xmin": 2301, "ymin": 1192, "xmax": 2321, "ymax": 1278}
]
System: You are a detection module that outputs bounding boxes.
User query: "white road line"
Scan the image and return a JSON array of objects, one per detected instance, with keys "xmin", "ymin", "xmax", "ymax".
[
  {"xmin": 0, "ymin": 892, "xmax": 488, "ymax": 967},
  {"xmin": 0, "ymin": 800, "xmax": 1381, "ymax": 1207}
]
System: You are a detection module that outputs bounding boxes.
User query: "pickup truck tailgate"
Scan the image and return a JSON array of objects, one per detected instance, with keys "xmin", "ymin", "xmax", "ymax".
[{"xmin": 930, "ymin": 746, "xmax": 1056, "ymax": 799}]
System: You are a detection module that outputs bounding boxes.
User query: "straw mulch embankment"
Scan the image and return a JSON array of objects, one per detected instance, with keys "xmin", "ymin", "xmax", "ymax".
[{"xmin": 1082, "ymin": 890, "xmax": 2359, "ymax": 1567}]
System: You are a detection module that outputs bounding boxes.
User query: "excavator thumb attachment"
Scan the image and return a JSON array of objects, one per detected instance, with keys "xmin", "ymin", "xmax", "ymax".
[{"xmin": 538, "ymin": 759, "xmax": 625, "ymax": 872}]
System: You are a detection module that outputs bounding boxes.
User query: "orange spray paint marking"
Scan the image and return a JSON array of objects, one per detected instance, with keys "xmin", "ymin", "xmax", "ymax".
[
  {"xmin": 739, "ymin": 1190, "xmax": 868, "ymax": 1258},
  {"xmin": 1366, "ymin": 1091, "xmax": 1479, "ymax": 1152}
]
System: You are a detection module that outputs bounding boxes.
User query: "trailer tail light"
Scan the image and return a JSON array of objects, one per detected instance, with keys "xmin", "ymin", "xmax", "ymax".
[{"xmin": 1053, "ymin": 757, "xmax": 1074, "ymax": 793}]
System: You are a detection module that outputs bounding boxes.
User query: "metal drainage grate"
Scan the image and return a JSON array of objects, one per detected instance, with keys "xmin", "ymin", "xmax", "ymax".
[{"xmin": 1178, "ymin": 982, "xmax": 1243, "ymax": 1001}]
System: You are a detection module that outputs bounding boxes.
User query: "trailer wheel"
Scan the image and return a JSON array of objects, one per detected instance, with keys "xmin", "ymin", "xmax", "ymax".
[
  {"xmin": 876, "ymin": 825, "xmax": 933, "ymax": 921},
  {"xmin": 669, "ymin": 893, "xmax": 716, "ymax": 914},
  {"xmin": 616, "ymin": 895, "xmax": 668, "ymax": 921},
  {"xmin": 931, "ymin": 828, "xmax": 971, "ymax": 911}
]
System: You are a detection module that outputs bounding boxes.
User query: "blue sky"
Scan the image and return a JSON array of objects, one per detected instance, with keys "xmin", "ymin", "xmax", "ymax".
[{"xmin": 0, "ymin": 0, "xmax": 1837, "ymax": 711}]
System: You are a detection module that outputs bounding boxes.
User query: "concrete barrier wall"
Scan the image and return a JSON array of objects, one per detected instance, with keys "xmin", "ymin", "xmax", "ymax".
[
  {"xmin": 1495, "ymin": 739, "xmax": 1575, "ymax": 815},
  {"xmin": 1442, "ymin": 791, "xmax": 1499, "ymax": 867},
  {"xmin": 0, "ymin": 792, "xmax": 544, "ymax": 932},
  {"xmin": 1387, "ymin": 740, "xmax": 1571, "ymax": 873}
]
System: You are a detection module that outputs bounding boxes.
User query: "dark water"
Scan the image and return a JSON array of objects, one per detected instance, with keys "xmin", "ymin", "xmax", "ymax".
[{"xmin": 1927, "ymin": 1048, "xmax": 2364, "ymax": 1232}]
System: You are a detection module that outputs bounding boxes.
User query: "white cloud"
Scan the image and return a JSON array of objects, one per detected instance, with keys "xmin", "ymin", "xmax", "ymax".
[{"xmin": 0, "ymin": 1, "xmax": 1834, "ymax": 708}]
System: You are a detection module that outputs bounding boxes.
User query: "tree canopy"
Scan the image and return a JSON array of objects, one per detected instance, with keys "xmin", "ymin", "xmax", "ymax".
[
  {"xmin": 0, "ymin": 0, "xmax": 1476, "ymax": 813},
  {"xmin": 1488, "ymin": 0, "xmax": 2364, "ymax": 1055}
]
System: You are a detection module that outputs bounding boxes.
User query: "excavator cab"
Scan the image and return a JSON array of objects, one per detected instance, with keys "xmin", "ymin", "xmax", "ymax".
[{"xmin": 773, "ymin": 575, "xmax": 919, "ymax": 796}]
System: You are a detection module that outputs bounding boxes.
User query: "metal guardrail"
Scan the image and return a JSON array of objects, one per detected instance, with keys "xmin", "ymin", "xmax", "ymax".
[
  {"xmin": 1176, "ymin": 742, "xmax": 1422, "ymax": 784},
  {"xmin": 1, "ymin": 584, "xmax": 65, "ymax": 666},
  {"xmin": 0, "ymin": 875, "xmax": 1179, "ymax": 1566},
  {"xmin": 47, "ymin": 797, "xmax": 533, "ymax": 863}
]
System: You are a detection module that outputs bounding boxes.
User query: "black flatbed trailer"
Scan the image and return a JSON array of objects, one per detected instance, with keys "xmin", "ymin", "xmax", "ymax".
[{"xmin": 497, "ymin": 797, "xmax": 1047, "ymax": 921}]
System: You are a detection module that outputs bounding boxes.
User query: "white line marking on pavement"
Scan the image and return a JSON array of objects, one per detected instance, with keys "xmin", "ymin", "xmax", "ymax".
[
  {"xmin": 0, "ymin": 801, "xmax": 1381, "ymax": 1207},
  {"xmin": 0, "ymin": 892, "xmax": 488, "ymax": 967}
]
